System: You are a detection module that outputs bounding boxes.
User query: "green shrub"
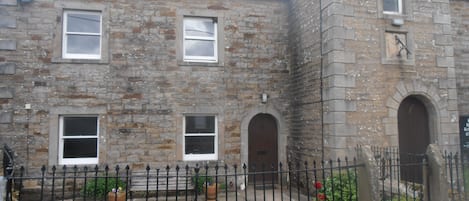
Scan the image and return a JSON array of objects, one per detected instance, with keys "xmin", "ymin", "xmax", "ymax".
[
  {"xmin": 320, "ymin": 171, "xmax": 357, "ymax": 201},
  {"xmin": 389, "ymin": 195, "xmax": 410, "ymax": 201},
  {"xmin": 82, "ymin": 177, "xmax": 126, "ymax": 198}
]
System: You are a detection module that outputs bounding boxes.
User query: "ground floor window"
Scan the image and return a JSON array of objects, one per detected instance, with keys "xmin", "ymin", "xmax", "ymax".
[
  {"xmin": 59, "ymin": 116, "xmax": 99, "ymax": 165},
  {"xmin": 183, "ymin": 115, "xmax": 217, "ymax": 161}
]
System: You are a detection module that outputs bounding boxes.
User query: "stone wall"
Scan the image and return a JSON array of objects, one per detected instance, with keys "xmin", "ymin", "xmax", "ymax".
[
  {"xmin": 453, "ymin": 0, "xmax": 469, "ymax": 116},
  {"xmin": 286, "ymin": 0, "xmax": 324, "ymax": 163},
  {"xmin": 319, "ymin": 0, "xmax": 461, "ymax": 157},
  {"xmin": 0, "ymin": 0, "xmax": 290, "ymax": 170},
  {"xmin": 0, "ymin": 0, "xmax": 465, "ymax": 170},
  {"xmin": 288, "ymin": 0, "xmax": 463, "ymax": 161}
]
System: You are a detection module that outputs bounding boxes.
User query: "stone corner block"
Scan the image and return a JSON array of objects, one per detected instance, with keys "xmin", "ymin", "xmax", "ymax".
[
  {"xmin": 0, "ymin": 0, "xmax": 17, "ymax": 6},
  {"xmin": 436, "ymin": 56, "xmax": 454, "ymax": 68},
  {"xmin": 433, "ymin": 14, "xmax": 451, "ymax": 24},
  {"xmin": 0, "ymin": 111, "xmax": 13, "ymax": 124},
  {"xmin": 0, "ymin": 87, "xmax": 14, "ymax": 99},
  {"xmin": 0, "ymin": 16, "xmax": 16, "ymax": 28},
  {"xmin": 0, "ymin": 40, "xmax": 16, "ymax": 51},
  {"xmin": 0, "ymin": 62, "xmax": 16, "ymax": 75}
]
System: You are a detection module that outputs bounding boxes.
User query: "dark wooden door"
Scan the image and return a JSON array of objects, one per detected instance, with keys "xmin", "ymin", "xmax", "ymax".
[
  {"xmin": 398, "ymin": 97, "xmax": 430, "ymax": 183},
  {"xmin": 248, "ymin": 114, "xmax": 278, "ymax": 184}
]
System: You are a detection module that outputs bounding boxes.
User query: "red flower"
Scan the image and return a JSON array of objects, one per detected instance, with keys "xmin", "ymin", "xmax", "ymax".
[
  {"xmin": 314, "ymin": 181, "xmax": 322, "ymax": 189},
  {"xmin": 317, "ymin": 193, "xmax": 326, "ymax": 200}
]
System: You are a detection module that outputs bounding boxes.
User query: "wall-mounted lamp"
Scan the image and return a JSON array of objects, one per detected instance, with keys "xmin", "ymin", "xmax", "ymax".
[{"xmin": 261, "ymin": 93, "xmax": 268, "ymax": 104}]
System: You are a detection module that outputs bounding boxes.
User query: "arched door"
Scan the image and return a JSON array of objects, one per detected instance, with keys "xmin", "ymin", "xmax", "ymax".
[
  {"xmin": 398, "ymin": 96, "xmax": 430, "ymax": 183},
  {"xmin": 248, "ymin": 114, "xmax": 278, "ymax": 183}
]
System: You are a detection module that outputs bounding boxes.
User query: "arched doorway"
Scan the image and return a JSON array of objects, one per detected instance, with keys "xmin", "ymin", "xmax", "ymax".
[
  {"xmin": 248, "ymin": 113, "xmax": 278, "ymax": 183},
  {"xmin": 398, "ymin": 96, "xmax": 430, "ymax": 183}
]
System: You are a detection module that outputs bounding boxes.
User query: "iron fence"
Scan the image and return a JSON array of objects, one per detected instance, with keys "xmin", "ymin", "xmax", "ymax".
[
  {"xmin": 3, "ymin": 158, "xmax": 361, "ymax": 201},
  {"xmin": 2, "ymin": 145, "xmax": 14, "ymax": 201},
  {"xmin": 6, "ymin": 145, "xmax": 467, "ymax": 201},
  {"xmin": 371, "ymin": 147, "xmax": 427, "ymax": 201},
  {"xmin": 372, "ymin": 146, "xmax": 469, "ymax": 201},
  {"xmin": 444, "ymin": 151, "xmax": 469, "ymax": 201}
]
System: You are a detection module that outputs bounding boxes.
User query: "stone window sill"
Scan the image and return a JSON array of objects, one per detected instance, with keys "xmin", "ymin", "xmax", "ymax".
[{"xmin": 51, "ymin": 57, "xmax": 109, "ymax": 64}]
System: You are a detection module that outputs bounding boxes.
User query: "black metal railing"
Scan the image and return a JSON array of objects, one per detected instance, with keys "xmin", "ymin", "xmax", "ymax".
[
  {"xmin": 2, "ymin": 144, "xmax": 14, "ymax": 177},
  {"xmin": 6, "ymin": 146, "xmax": 468, "ymax": 201},
  {"xmin": 372, "ymin": 147, "xmax": 427, "ymax": 201},
  {"xmin": 444, "ymin": 151, "xmax": 469, "ymax": 201},
  {"xmin": 3, "ymin": 144, "xmax": 14, "ymax": 201},
  {"xmin": 372, "ymin": 146, "xmax": 469, "ymax": 201},
  {"xmin": 4, "ymin": 158, "xmax": 361, "ymax": 201}
]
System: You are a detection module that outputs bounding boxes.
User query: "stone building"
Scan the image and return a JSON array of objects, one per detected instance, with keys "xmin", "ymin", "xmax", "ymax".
[{"xmin": 0, "ymin": 0, "xmax": 467, "ymax": 171}]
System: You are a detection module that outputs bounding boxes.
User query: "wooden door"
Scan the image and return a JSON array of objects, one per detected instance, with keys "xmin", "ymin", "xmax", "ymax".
[
  {"xmin": 398, "ymin": 96, "xmax": 430, "ymax": 183},
  {"xmin": 248, "ymin": 114, "xmax": 278, "ymax": 184}
]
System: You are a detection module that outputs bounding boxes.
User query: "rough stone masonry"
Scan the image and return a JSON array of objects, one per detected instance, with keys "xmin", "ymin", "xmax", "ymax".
[{"xmin": 0, "ymin": 0, "xmax": 467, "ymax": 171}]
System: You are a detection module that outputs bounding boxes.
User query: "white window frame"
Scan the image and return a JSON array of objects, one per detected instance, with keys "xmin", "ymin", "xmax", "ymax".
[
  {"xmin": 58, "ymin": 115, "xmax": 99, "ymax": 165},
  {"xmin": 183, "ymin": 115, "xmax": 218, "ymax": 161},
  {"xmin": 62, "ymin": 10, "xmax": 102, "ymax": 59},
  {"xmin": 383, "ymin": 0, "xmax": 403, "ymax": 15},
  {"xmin": 183, "ymin": 17, "xmax": 218, "ymax": 63}
]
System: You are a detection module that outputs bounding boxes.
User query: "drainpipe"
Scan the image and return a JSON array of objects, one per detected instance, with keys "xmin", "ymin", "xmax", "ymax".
[{"xmin": 319, "ymin": 0, "xmax": 325, "ymax": 161}]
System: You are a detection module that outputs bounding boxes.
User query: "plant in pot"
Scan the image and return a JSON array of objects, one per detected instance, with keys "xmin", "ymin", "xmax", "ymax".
[
  {"xmin": 192, "ymin": 175, "xmax": 213, "ymax": 194},
  {"xmin": 82, "ymin": 177, "xmax": 126, "ymax": 201},
  {"xmin": 204, "ymin": 182, "xmax": 218, "ymax": 201},
  {"xmin": 108, "ymin": 186, "xmax": 125, "ymax": 201},
  {"xmin": 192, "ymin": 175, "xmax": 220, "ymax": 200}
]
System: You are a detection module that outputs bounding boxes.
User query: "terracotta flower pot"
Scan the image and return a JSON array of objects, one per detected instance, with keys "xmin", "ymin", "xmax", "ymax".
[
  {"xmin": 108, "ymin": 192, "xmax": 125, "ymax": 201},
  {"xmin": 205, "ymin": 184, "xmax": 218, "ymax": 201}
]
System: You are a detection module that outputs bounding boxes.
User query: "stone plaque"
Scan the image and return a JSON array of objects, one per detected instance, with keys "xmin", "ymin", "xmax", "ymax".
[{"xmin": 385, "ymin": 32, "xmax": 408, "ymax": 60}]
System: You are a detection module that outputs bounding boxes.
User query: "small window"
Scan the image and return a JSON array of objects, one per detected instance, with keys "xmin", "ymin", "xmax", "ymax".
[
  {"xmin": 383, "ymin": 0, "xmax": 402, "ymax": 14},
  {"xmin": 183, "ymin": 17, "xmax": 218, "ymax": 62},
  {"xmin": 63, "ymin": 10, "xmax": 102, "ymax": 59},
  {"xmin": 183, "ymin": 115, "xmax": 217, "ymax": 161},
  {"xmin": 59, "ymin": 116, "xmax": 99, "ymax": 165}
]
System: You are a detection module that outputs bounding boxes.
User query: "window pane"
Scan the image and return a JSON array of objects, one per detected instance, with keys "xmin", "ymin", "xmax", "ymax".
[
  {"xmin": 184, "ymin": 40, "xmax": 215, "ymax": 57},
  {"xmin": 67, "ymin": 35, "xmax": 100, "ymax": 54},
  {"xmin": 186, "ymin": 116, "xmax": 215, "ymax": 133},
  {"xmin": 63, "ymin": 138, "xmax": 97, "ymax": 158},
  {"xmin": 184, "ymin": 18, "xmax": 215, "ymax": 37},
  {"xmin": 64, "ymin": 117, "xmax": 97, "ymax": 136},
  {"xmin": 383, "ymin": 0, "xmax": 399, "ymax": 12},
  {"xmin": 67, "ymin": 13, "xmax": 101, "ymax": 33},
  {"xmin": 185, "ymin": 136, "xmax": 215, "ymax": 154}
]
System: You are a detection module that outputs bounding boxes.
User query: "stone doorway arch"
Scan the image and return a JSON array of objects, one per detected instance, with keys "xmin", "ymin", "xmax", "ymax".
[
  {"xmin": 240, "ymin": 106, "xmax": 287, "ymax": 168},
  {"xmin": 383, "ymin": 81, "xmax": 449, "ymax": 148}
]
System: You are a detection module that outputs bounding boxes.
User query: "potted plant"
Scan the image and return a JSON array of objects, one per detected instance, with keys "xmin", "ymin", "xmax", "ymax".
[
  {"xmin": 204, "ymin": 182, "xmax": 218, "ymax": 201},
  {"xmin": 82, "ymin": 177, "xmax": 126, "ymax": 200},
  {"xmin": 192, "ymin": 175, "xmax": 223, "ymax": 200},
  {"xmin": 192, "ymin": 175, "xmax": 213, "ymax": 194},
  {"xmin": 108, "ymin": 187, "xmax": 125, "ymax": 201}
]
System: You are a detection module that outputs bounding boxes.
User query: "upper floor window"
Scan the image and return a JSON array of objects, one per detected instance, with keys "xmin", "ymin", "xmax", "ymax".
[
  {"xmin": 183, "ymin": 17, "xmax": 218, "ymax": 63},
  {"xmin": 59, "ymin": 116, "xmax": 99, "ymax": 165},
  {"xmin": 383, "ymin": 0, "xmax": 402, "ymax": 14},
  {"xmin": 183, "ymin": 115, "xmax": 218, "ymax": 161},
  {"xmin": 62, "ymin": 10, "xmax": 102, "ymax": 59}
]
